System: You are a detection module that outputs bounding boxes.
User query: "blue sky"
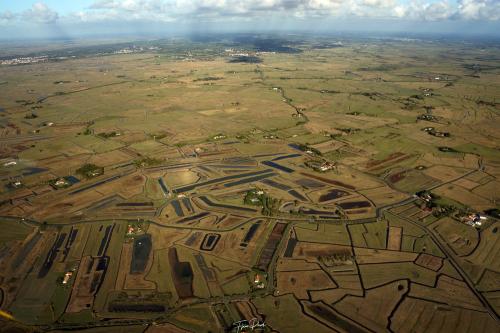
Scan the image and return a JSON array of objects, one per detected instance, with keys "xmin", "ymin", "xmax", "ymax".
[
  {"xmin": 0, "ymin": 1, "xmax": 93, "ymax": 13},
  {"xmin": 1, "ymin": 1, "xmax": 500, "ymax": 39}
]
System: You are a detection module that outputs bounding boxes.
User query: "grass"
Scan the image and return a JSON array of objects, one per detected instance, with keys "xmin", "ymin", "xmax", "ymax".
[
  {"xmin": 9, "ymin": 269, "xmax": 62, "ymax": 324},
  {"xmin": 94, "ymin": 222, "xmax": 126, "ymax": 313},
  {"xmin": 252, "ymin": 294, "xmax": 333, "ymax": 333},
  {"xmin": 295, "ymin": 223, "xmax": 351, "ymax": 246},
  {"xmin": 413, "ymin": 235, "xmax": 445, "ymax": 257},
  {"xmin": 169, "ymin": 304, "xmax": 219, "ymax": 332},
  {"xmin": 58, "ymin": 310, "xmax": 95, "ymax": 324},
  {"xmin": 0, "ymin": 219, "xmax": 33, "ymax": 245},
  {"xmin": 359, "ymin": 262, "xmax": 438, "ymax": 289},
  {"xmin": 348, "ymin": 224, "xmax": 367, "ymax": 247},
  {"xmin": 175, "ymin": 245, "xmax": 211, "ymax": 299},
  {"xmin": 363, "ymin": 220, "xmax": 388, "ymax": 249},
  {"xmin": 220, "ymin": 274, "xmax": 251, "ymax": 296}
]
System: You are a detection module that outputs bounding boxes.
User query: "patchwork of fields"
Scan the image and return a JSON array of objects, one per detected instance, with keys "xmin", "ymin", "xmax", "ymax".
[{"xmin": 0, "ymin": 36, "xmax": 499, "ymax": 332}]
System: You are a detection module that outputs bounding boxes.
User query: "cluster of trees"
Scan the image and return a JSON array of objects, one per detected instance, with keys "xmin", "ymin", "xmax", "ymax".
[{"xmin": 76, "ymin": 163, "xmax": 103, "ymax": 178}]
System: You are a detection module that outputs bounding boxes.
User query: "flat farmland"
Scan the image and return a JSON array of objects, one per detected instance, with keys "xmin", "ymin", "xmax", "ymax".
[{"xmin": 0, "ymin": 35, "xmax": 498, "ymax": 332}]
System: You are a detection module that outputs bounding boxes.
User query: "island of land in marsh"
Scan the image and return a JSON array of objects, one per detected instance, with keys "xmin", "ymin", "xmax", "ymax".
[{"xmin": 0, "ymin": 34, "xmax": 499, "ymax": 333}]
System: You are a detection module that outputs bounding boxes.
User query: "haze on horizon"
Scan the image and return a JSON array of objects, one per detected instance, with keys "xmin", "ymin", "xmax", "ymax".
[{"xmin": 0, "ymin": 0, "xmax": 499, "ymax": 41}]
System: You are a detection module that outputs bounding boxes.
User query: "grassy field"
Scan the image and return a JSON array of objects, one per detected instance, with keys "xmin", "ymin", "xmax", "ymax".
[{"xmin": 0, "ymin": 220, "xmax": 33, "ymax": 245}]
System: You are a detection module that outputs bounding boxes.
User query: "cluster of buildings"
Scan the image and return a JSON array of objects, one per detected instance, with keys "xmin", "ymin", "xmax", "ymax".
[
  {"xmin": 113, "ymin": 46, "xmax": 158, "ymax": 55},
  {"xmin": 417, "ymin": 114, "xmax": 438, "ymax": 121},
  {"xmin": 224, "ymin": 49, "xmax": 250, "ymax": 57},
  {"xmin": 1, "ymin": 56, "xmax": 48, "ymax": 66},
  {"xmin": 53, "ymin": 178, "xmax": 69, "ymax": 188},
  {"xmin": 422, "ymin": 127, "xmax": 450, "ymax": 137},
  {"xmin": 9, "ymin": 180, "xmax": 22, "ymax": 188},
  {"xmin": 422, "ymin": 88, "xmax": 434, "ymax": 97},
  {"xmin": 127, "ymin": 224, "xmax": 143, "ymax": 236},
  {"xmin": 212, "ymin": 134, "xmax": 227, "ymax": 140},
  {"xmin": 253, "ymin": 273, "xmax": 265, "ymax": 289},
  {"xmin": 415, "ymin": 191, "xmax": 487, "ymax": 228},
  {"xmin": 462, "ymin": 213, "xmax": 486, "ymax": 227},
  {"xmin": 3, "ymin": 160, "xmax": 17, "ymax": 167},
  {"xmin": 62, "ymin": 271, "xmax": 73, "ymax": 284},
  {"xmin": 113, "ymin": 48, "xmax": 139, "ymax": 54},
  {"xmin": 305, "ymin": 160, "xmax": 336, "ymax": 172}
]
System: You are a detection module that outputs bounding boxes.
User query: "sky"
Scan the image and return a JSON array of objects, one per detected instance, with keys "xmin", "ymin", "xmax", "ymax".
[{"xmin": 1, "ymin": 0, "xmax": 500, "ymax": 39}]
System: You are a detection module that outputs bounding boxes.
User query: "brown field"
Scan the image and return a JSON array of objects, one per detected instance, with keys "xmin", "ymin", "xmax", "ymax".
[
  {"xmin": 37, "ymin": 154, "xmax": 93, "ymax": 174},
  {"xmin": 390, "ymin": 297, "xmax": 498, "ymax": 333},
  {"xmin": 309, "ymin": 288, "xmax": 348, "ymax": 304},
  {"xmin": 145, "ymin": 323, "xmax": 192, "ymax": 333},
  {"xmin": 366, "ymin": 153, "xmax": 414, "ymax": 172},
  {"xmin": 256, "ymin": 222, "xmax": 287, "ymax": 271},
  {"xmin": 478, "ymin": 270, "xmax": 500, "ymax": 292},
  {"xmin": 359, "ymin": 262, "xmax": 438, "ymax": 289},
  {"xmin": 354, "ymin": 248, "xmax": 417, "ymax": 264},
  {"xmin": 277, "ymin": 270, "xmax": 336, "ymax": 299},
  {"xmin": 461, "ymin": 222, "xmax": 500, "ymax": 282},
  {"xmin": 150, "ymin": 227, "xmax": 189, "ymax": 251},
  {"xmin": 387, "ymin": 226, "xmax": 402, "ymax": 250},
  {"xmin": 253, "ymin": 295, "xmax": 333, "ymax": 333},
  {"xmin": 310, "ymin": 140, "xmax": 346, "ymax": 154},
  {"xmin": 0, "ymin": 230, "xmax": 56, "ymax": 308},
  {"xmin": 203, "ymin": 221, "xmax": 270, "ymax": 267},
  {"xmin": 410, "ymin": 275, "xmax": 484, "ymax": 311},
  {"xmin": 293, "ymin": 242, "xmax": 353, "ymax": 259},
  {"xmin": 471, "ymin": 180, "xmax": 500, "ymax": 202},
  {"xmin": 234, "ymin": 300, "xmax": 263, "ymax": 322},
  {"xmin": 309, "ymin": 274, "xmax": 364, "ymax": 303},
  {"xmin": 414, "ymin": 253, "xmax": 443, "ymax": 271},
  {"xmin": 304, "ymin": 301, "xmax": 369, "ymax": 333},
  {"xmin": 276, "ymin": 258, "xmax": 322, "ymax": 271},
  {"xmin": 431, "ymin": 217, "xmax": 479, "ymax": 257},
  {"xmin": 334, "ymin": 280, "xmax": 409, "ymax": 333},
  {"xmin": 434, "ymin": 184, "xmax": 492, "ymax": 210},
  {"xmin": 67, "ymin": 256, "xmax": 102, "ymax": 313},
  {"xmin": 452, "ymin": 178, "xmax": 480, "ymax": 190},
  {"xmin": 422, "ymin": 165, "xmax": 470, "ymax": 183},
  {"xmin": 358, "ymin": 186, "xmax": 408, "ymax": 206},
  {"xmin": 22, "ymin": 172, "xmax": 145, "ymax": 221},
  {"xmin": 88, "ymin": 149, "xmax": 133, "ymax": 167},
  {"xmin": 163, "ymin": 170, "xmax": 200, "ymax": 187},
  {"xmin": 115, "ymin": 242, "xmax": 156, "ymax": 290}
]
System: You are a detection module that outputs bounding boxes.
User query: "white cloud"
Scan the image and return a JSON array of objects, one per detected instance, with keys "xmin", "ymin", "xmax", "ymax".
[
  {"xmin": 22, "ymin": 2, "xmax": 59, "ymax": 24},
  {"xmin": 0, "ymin": 11, "xmax": 16, "ymax": 25},
  {"xmin": 392, "ymin": 5, "xmax": 407, "ymax": 17},
  {"xmin": 79, "ymin": 0, "xmax": 349, "ymax": 21},
  {"xmin": 410, "ymin": 1, "xmax": 454, "ymax": 21},
  {"xmin": 384, "ymin": 0, "xmax": 455, "ymax": 21},
  {"xmin": 362, "ymin": 0, "xmax": 396, "ymax": 8},
  {"xmin": 457, "ymin": 0, "xmax": 500, "ymax": 20},
  {"xmin": 2, "ymin": 0, "xmax": 500, "ymax": 27}
]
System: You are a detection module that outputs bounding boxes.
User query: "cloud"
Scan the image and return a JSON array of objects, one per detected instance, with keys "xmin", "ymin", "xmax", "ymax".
[
  {"xmin": 457, "ymin": 0, "xmax": 500, "ymax": 20},
  {"xmin": 0, "ymin": 11, "xmax": 16, "ymax": 25},
  {"xmin": 22, "ymin": 2, "xmax": 59, "ymax": 24},
  {"xmin": 362, "ymin": 0, "xmax": 396, "ymax": 8},
  {"xmin": 81, "ymin": 0, "xmax": 500, "ymax": 22},
  {"xmin": 393, "ymin": 1, "xmax": 455, "ymax": 21},
  {"xmin": 389, "ymin": 0, "xmax": 500, "ymax": 21},
  {"xmin": 77, "ymin": 0, "xmax": 346, "ymax": 21},
  {"xmin": 2, "ymin": 0, "xmax": 500, "ymax": 29}
]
